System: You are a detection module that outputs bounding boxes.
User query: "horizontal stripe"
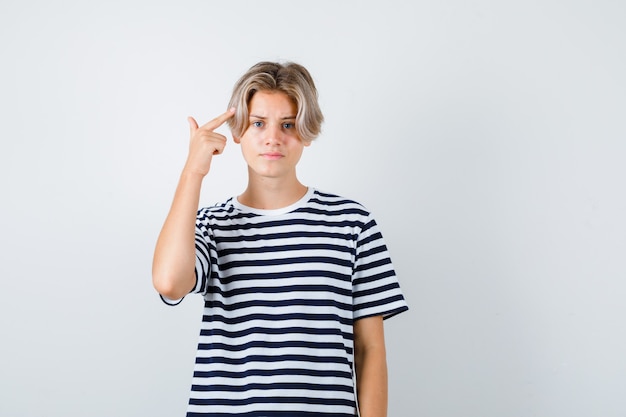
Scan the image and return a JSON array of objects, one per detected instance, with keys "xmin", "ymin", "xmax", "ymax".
[
  {"xmin": 352, "ymin": 269, "xmax": 396, "ymax": 286},
  {"xmin": 187, "ymin": 409, "xmax": 355, "ymax": 417},
  {"xmin": 205, "ymin": 282, "xmax": 352, "ymax": 296},
  {"xmin": 353, "ymin": 257, "xmax": 393, "ymax": 273},
  {"xmin": 199, "ymin": 325, "xmax": 350, "ymax": 338},
  {"xmin": 204, "ymin": 298, "xmax": 352, "ymax": 311},
  {"xmin": 191, "ymin": 382, "xmax": 353, "ymax": 393},
  {"xmin": 213, "ymin": 230, "xmax": 359, "ymax": 244},
  {"xmin": 192, "ymin": 368, "xmax": 352, "ymax": 380},
  {"xmin": 220, "ymin": 256, "xmax": 353, "ymax": 271},
  {"xmin": 353, "ymin": 282, "xmax": 401, "ymax": 298},
  {"xmin": 165, "ymin": 189, "xmax": 408, "ymax": 415},
  {"xmin": 198, "ymin": 340, "xmax": 344, "ymax": 352},
  {"xmin": 201, "ymin": 313, "xmax": 353, "ymax": 326},
  {"xmin": 189, "ymin": 395, "xmax": 355, "ymax": 407},
  {"xmin": 218, "ymin": 242, "xmax": 355, "ymax": 256},
  {"xmin": 215, "ymin": 269, "xmax": 352, "ymax": 285},
  {"xmin": 208, "ymin": 218, "xmax": 366, "ymax": 233},
  {"xmin": 354, "ymin": 304, "xmax": 409, "ymax": 321},
  {"xmin": 354, "ymin": 295, "xmax": 408, "ymax": 314},
  {"xmin": 195, "ymin": 353, "xmax": 349, "ymax": 366}
]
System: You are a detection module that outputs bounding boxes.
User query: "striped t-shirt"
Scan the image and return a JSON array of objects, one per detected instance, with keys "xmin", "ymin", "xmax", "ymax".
[{"xmin": 162, "ymin": 188, "xmax": 408, "ymax": 416}]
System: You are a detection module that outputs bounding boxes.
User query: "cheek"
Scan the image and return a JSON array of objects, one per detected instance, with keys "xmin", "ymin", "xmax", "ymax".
[
  {"xmin": 290, "ymin": 144, "xmax": 305, "ymax": 159},
  {"xmin": 237, "ymin": 128, "xmax": 255, "ymax": 146},
  {"xmin": 240, "ymin": 138, "xmax": 260, "ymax": 160}
]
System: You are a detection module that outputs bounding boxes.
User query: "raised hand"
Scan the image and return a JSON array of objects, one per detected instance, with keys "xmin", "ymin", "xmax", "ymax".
[
  {"xmin": 184, "ymin": 107, "xmax": 236, "ymax": 176},
  {"xmin": 153, "ymin": 107, "xmax": 236, "ymax": 300}
]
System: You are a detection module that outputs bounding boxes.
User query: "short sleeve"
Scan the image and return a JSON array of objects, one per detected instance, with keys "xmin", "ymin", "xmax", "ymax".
[
  {"xmin": 192, "ymin": 221, "xmax": 212, "ymax": 295},
  {"xmin": 352, "ymin": 215, "xmax": 408, "ymax": 320},
  {"xmin": 159, "ymin": 213, "xmax": 212, "ymax": 306}
]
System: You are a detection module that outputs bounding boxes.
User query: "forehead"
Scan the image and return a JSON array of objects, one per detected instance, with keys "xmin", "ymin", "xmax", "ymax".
[{"xmin": 248, "ymin": 90, "xmax": 297, "ymax": 116}]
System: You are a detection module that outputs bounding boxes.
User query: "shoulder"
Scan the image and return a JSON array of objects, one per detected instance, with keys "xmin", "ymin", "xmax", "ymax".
[
  {"xmin": 197, "ymin": 197, "xmax": 242, "ymax": 221},
  {"xmin": 309, "ymin": 189, "xmax": 371, "ymax": 216}
]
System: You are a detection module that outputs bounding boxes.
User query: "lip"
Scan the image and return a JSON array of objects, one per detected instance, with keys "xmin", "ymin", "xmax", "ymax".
[{"xmin": 261, "ymin": 152, "xmax": 284, "ymax": 160}]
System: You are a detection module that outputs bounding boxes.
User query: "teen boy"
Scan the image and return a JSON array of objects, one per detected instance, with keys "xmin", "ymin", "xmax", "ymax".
[{"xmin": 153, "ymin": 61, "xmax": 408, "ymax": 416}]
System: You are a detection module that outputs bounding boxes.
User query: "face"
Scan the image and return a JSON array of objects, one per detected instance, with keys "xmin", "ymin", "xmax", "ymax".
[{"xmin": 235, "ymin": 90, "xmax": 309, "ymax": 180}]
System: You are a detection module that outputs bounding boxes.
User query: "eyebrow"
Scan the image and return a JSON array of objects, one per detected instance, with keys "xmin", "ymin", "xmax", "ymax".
[{"xmin": 249, "ymin": 114, "xmax": 296, "ymax": 120}]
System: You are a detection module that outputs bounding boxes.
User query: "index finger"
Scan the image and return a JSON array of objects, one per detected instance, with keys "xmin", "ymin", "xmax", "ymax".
[{"xmin": 201, "ymin": 107, "xmax": 236, "ymax": 131}]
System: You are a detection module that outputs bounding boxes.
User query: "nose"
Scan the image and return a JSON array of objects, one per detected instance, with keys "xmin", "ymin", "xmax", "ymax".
[{"xmin": 263, "ymin": 123, "xmax": 284, "ymax": 145}]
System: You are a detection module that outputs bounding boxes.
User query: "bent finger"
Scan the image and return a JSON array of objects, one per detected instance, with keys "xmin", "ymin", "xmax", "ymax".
[{"xmin": 212, "ymin": 139, "xmax": 227, "ymax": 155}]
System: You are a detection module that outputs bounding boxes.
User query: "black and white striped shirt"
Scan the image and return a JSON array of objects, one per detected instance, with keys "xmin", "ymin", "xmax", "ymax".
[{"xmin": 162, "ymin": 188, "xmax": 408, "ymax": 416}]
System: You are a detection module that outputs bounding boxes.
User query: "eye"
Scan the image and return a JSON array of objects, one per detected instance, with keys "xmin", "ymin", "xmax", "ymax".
[
  {"xmin": 282, "ymin": 122, "xmax": 294, "ymax": 129},
  {"xmin": 252, "ymin": 121, "xmax": 264, "ymax": 128}
]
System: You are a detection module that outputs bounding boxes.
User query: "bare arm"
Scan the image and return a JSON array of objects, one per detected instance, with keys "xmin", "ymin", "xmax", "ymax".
[
  {"xmin": 354, "ymin": 315, "xmax": 388, "ymax": 417},
  {"xmin": 152, "ymin": 108, "xmax": 235, "ymax": 300}
]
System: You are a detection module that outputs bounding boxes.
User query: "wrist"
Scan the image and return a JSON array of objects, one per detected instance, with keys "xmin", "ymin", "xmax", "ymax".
[{"xmin": 180, "ymin": 166, "xmax": 208, "ymax": 180}]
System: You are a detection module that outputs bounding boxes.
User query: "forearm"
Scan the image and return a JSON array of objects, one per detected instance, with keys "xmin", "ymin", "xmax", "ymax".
[
  {"xmin": 152, "ymin": 110, "xmax": 233, "ymax": 299},
  {"xmin": 355, "ymin": 344, "xmax": 388, "ymax": 417},
  {"xmin": 354, "ymin": 316, "xmax": 388, "ymax": 417},
  {"xmin": 152, "ymin": 170, "xmax": 204, "ymax": 299}
]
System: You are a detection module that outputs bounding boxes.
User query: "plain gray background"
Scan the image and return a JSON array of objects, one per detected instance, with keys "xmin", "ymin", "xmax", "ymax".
[{"xmin": 1, "ymin": 1, "xmax": 625, "ymax": 416}]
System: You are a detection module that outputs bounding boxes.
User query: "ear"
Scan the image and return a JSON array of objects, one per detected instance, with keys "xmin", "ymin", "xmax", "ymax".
[{"xmin": 233, "ymin": 135, "xmax": 241, "ymax": 144}]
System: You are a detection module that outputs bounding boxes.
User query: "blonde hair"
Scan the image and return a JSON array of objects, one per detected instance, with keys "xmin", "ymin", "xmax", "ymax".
[{"xmin": 227, "ymin": 61, "xmax": 324, "ymax": 143}]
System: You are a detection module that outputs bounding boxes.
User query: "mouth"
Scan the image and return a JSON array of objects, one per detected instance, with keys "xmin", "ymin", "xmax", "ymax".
[{"xmin": 261, "ymin": 152, "xmax": 284, "ymax": 160}]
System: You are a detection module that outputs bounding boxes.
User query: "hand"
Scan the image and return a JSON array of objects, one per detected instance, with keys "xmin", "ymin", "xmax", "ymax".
[{"xmin": 183, "ymin": 108, "xmax": 235, "ymax": 176}]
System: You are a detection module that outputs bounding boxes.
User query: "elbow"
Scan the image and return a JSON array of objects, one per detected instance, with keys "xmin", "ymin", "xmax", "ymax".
[{"xmin": 152, "ymin": 268, "xmax": 194, "ymax": 300}]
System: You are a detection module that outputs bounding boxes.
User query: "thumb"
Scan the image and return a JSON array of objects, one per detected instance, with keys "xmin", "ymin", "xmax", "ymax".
[{"xmin": 187, "ymin": 116, "xmax": 199, "ymax": 135}]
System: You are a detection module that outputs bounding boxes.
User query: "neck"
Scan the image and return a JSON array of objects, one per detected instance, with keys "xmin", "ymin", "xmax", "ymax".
[{"xmin": 238, "ymin": 174, "xmax": 308, "ymax": 210}]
